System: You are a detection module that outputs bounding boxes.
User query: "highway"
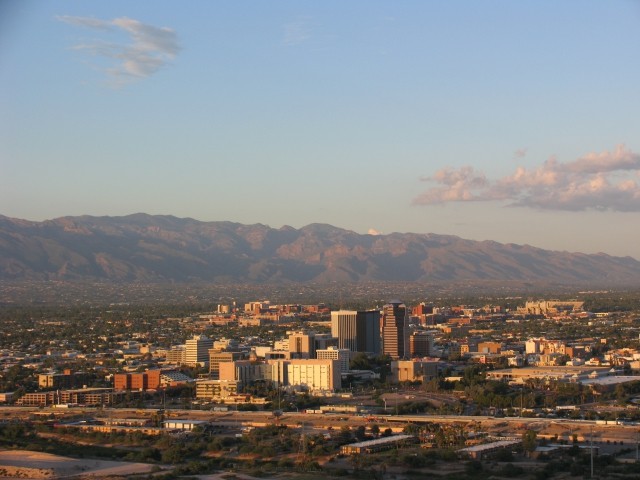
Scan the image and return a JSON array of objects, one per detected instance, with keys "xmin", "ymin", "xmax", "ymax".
[{"xmin": 2, "ymin": 406, "xmax": 638, "ymax": 443}]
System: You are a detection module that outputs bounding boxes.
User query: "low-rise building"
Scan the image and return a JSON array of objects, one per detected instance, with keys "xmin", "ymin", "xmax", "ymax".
[
  {"xmin": 113, "ymin": 369, "xmax": 192, "ymax": 390},
  {"xmin": 209, "ymin": 351, "xmax": 245, "ymax": 380},
  {"xmin": 458, "ymin": 439, "xmax": 521, "ymax": 460},
  {"xmin": 196, "ymin": 379, "xmax": 240, "ymax": 400},
  {"xmin": 219, "ymin": 358, "xmax": 341, "ymax": 392},
  {"xmin": 316, "ymin": 347, "xmax": 350, "ymax": 374},
  {"xmin": 286, "ymin": 359, "xmax": 341, "ymax": 392},
  {"xmin": 391, "ymin": 359, "xmax": 439, "ymax": 383},
  {"xmin": 163, "ymin": 419, "xmax": 208, "ymax": 431},
  {"xmin": 18, "ymin": 388, "xmax": 133, "ymax": 406},
  {"xmin": 341, "ymin": 435, "xmax": 416, "ymax": 455},
  {"xmin": 38, "ymin": 370, "xmax": 88, "ymax": 390},
  {"xmin": 165, "ymin": 346, "xmax": 186, "ymax": 364},
  {"xmin": 0, "ymin": 392, "xmax": 16, "ymax": 403},
  {"xmin": 486, "ymin": 366, "xmax": 620, "ymax": 385}
]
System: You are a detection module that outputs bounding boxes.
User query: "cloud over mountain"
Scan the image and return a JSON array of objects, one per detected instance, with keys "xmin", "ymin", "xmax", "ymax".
[{"xmin": 414, "ymin": 145, "xmax": 640, "ymax": 212}]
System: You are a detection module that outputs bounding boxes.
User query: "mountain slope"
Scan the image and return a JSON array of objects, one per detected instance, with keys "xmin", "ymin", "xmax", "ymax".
[{"xmin": 1, "ymin": 214, "xmax": 639, "ymax": 285}]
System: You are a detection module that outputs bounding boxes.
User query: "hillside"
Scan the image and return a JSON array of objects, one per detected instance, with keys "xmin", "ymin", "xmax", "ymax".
[{"xmin": 1, "ymin": 214, "xmax": 639, "ymax": 286}]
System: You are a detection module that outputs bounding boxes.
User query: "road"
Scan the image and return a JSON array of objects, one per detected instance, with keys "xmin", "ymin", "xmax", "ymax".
[{"xmin": 2, "ymin": 406, "xmax": 639, "ymax": 444}]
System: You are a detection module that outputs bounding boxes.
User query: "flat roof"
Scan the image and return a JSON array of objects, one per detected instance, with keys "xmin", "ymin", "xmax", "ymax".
[
  {"xmin": 581, "ymin": 376, "xmax": 640, "ymax": 386},
  {"xmin": 345, "ymin": 434, "xmax": 414, "ymax": 449},
  {"xmin": 163, "ymin": 419, "xmax": 208, "ymax": 425},
  {"xmin": 459, "ymin": 439, "xmax": 520, "ymax": 453},
  {"xmin": 490, "ymin": 366, "xmax": 612, "ymax": 375}
]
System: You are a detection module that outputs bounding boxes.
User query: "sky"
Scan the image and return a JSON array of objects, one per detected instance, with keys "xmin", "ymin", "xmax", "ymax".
[{"xmin": 2, "ymin": 1, "xmax": 640, "ymax": 259}]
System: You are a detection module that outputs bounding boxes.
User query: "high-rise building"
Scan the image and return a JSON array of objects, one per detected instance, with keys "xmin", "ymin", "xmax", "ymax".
[
  {"xmin": 330, "ymin": 310, "xmax": 381, "ymax": 355},
  {"xmin": 409, "ymin": 332, "xmax": 434, "ymax": 357},
  {"xmin": 382, "ymin": 300, "xmax": 409, "ymax": 359},
  {"xmin": 185, "ymin": 335, "xmax": 213, "ymax": 366}
]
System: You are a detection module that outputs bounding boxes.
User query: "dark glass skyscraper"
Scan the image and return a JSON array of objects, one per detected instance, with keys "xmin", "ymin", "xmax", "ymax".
[{"xmin": 330, "ymin": 310, "xmax": 381, "ymax": 355}]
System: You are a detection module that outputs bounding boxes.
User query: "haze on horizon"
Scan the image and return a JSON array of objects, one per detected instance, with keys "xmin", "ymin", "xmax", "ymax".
[{"xmin": 2, "ymin": 1, "xmax": 640, "ymax": 259}]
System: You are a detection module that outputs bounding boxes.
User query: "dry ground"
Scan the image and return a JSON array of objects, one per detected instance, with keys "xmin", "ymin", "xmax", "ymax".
[{"xmin": 0, "ymin": 449, "xmax": 160, "ymax": 479}]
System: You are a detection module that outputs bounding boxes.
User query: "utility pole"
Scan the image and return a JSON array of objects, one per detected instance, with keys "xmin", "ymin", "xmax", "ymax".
[
  {"xmin": 520, "ymin": 389, "xmax": 523, "ymax": 418},
  {"xmin": 590, "ymin": 426, "xmax": 594, "ymax": 478}
]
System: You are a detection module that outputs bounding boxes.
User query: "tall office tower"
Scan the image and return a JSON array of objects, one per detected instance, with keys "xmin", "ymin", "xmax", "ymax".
[
  {"xmin": 330, "ymin": 310, "xmax": 381, "ymax": 355},
  {"xmin": 382, "ymin": 300, "xmax": 409, "ymax": 359},
  {"xmin": 185, "ymin": 335, "xmax": 214, "ymax": 366}
]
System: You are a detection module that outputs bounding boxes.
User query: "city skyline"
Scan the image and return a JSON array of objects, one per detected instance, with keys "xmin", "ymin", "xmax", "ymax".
[{"xmin": 2, "ymin": 2, "xmax": 640, "ymax": 259}]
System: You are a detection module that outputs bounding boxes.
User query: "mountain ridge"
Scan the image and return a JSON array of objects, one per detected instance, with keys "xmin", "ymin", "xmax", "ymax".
[{"xmin": 1, "ymin": 214, "xmax": 639, "ymax": 286}]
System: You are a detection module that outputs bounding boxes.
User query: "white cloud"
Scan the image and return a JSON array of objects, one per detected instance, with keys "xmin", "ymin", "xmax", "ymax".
[
  {"xmin": 368, "ymin": 228, "xmax": 382, "ymax": 235},
  {"xmin": 56, "ymin": 15, "xmax": 113, "ymax": 31},
  {"xmin": 413, "ymin": 166, "xmax": 494, "ymax": 205},
  {"xmin": 513, "ymin": 148, "xmax": 528, "ymax": 159},
  {"xmin": 413, "ymin": 145, "xmax": 640, "ymax": 212},
  {"xmin": 57, "ymin": 15, "xmax": 180, "ymax": 86},
  {"xmin": 283, "ymin": 18, "xmax": 311, "ymax": 46},
  {"xmin": 563, "ymin": 144, "xmax": 640, "ymax": 174}
]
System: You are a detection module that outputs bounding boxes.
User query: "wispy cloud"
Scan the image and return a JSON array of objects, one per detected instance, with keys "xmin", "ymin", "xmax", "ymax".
[
  {"xmin": 368, "ymin": 228, "xmax": 382, "ymax": 236},
  {"xmin": 56, "ymin": 15, "xmax": 180, "ymax": 86},
  {"xmin": 57, "ymin": 15, "xmax": 113, "ymax": 31},
  {"xmin": 413, "ymin": 145, "xmax": 640, "ymax": 212},
  {"xmin": 283, "ymin": 18, "xmax": 311, "ymax": 46},
  {"xmin": 513, "ymin": 148, "xmax": 528, "ymax": 159}
]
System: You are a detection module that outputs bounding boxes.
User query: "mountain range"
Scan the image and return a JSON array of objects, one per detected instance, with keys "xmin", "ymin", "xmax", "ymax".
[{"xmin": 1, "ymin": 213, "xmax": 639, "ymax": 286}]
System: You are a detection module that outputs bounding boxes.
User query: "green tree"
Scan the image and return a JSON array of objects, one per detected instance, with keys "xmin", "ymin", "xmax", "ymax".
[
  {"xmin": 522, "ymin": 429, "xmax": 538, "ymax": 456},
  {"xmin": 349, "ymin": 352, "xmax": 371, "ymax": 370},
  {"xmin": 403, "ymin": 423, "xmax": 420, "ymax": 435},
  {"xmin": 337, "ymin": 426, "xmax": 353, "ymax": 444}
]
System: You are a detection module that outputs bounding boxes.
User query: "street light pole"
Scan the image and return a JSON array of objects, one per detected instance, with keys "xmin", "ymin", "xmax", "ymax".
[
  {"xmin": 520, "ymin": 389, "xmax": 523, "ymax": 418},
  {"xmin": 590, "ymin": 426, "xmax": 594, "ymax": 478}
]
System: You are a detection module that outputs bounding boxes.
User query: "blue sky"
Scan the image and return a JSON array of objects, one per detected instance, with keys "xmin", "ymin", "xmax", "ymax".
[{"xmin": 2, "ymin": 1, "xmax": 640, "ymax": 258}]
